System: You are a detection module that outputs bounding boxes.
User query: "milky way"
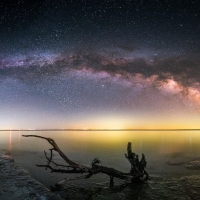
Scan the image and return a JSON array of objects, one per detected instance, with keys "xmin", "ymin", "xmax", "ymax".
[{"xmin": 0, "ymin": 1, "xmax": 200, "ymax": 129}]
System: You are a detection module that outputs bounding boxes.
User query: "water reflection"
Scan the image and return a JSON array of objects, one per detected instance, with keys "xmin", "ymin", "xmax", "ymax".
[
  {"xmin": 8, "ymin": 130, "xmax": 12, "ymax": 152},
  {"xmin": 2, "ymin": 130, "xmax": 200, "ymax": 179},
  {"xmin": 3, "ymin": 131, "xmax": 200, "ymax": 154},
  {"xmin": 18, "ymin": 130, "xmax": 21, "ymax": 142}
]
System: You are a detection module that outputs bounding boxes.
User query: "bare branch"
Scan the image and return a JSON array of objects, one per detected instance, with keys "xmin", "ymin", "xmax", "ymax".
[
  {"xmin": 36, "ymin": 164, "xmax": 86, "ymax": 173},
  {"xmin": 23, "ymin": 135, "xmax": 149, "ymax": 187},
  {"xmin": 22, "ymin": 135, "xmax": 91, "ymax": 171}
]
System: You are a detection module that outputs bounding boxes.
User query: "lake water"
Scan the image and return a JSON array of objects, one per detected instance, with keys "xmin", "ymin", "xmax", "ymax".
[{"xmin": 1, "ymin": 130, "xmax": 200, "ymax": 188}]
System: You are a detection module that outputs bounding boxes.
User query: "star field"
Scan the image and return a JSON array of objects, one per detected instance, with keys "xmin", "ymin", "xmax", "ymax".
[{"xmin": 0, "ymin": 0, "xmax": 200, "ymax": 129}]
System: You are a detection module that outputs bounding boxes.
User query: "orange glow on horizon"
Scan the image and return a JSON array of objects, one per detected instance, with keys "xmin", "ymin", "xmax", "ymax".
[
  {"xmin": 64, "ymin": 114, "xmax": 200, "ymax": 130},
  {"xmin": 2, "ymin": 112, "xmax": 200, "ymax": 130}
]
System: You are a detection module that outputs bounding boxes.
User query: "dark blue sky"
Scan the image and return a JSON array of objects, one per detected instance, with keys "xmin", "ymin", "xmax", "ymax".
[{"xmin": 0, "ymin": 0, "xmax": 200, "ymax": 129}]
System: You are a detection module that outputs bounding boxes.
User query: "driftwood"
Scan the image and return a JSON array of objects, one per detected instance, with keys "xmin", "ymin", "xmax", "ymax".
[{"xmin": 22, "ymin": 135, "xmax": 149, "ymax": 186}]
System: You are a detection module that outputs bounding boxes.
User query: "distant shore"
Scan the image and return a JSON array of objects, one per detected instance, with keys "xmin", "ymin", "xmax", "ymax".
[{"xmin": 1, "ymin": 129, "xmax": 200, "ymax": 131}]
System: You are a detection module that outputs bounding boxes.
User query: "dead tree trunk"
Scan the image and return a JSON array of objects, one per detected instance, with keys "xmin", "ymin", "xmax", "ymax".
[{"xmin": 22, "ymin": 135, "xmax": 149, "ymax": 186}]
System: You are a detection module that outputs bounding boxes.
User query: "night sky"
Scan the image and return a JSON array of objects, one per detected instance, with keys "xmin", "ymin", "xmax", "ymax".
[{"xmin": 0, "ymin": 0, "xmax": 200, "ymax": 129}]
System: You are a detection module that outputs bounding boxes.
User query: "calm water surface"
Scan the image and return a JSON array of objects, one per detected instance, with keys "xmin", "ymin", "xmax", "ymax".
[{"xmin": 1, "ymin": 131, "xmax": 200, "ymax": 187}]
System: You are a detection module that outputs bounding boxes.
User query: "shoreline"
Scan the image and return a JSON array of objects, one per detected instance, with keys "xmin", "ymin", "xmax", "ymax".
[
  {"xmin": 2, "ymin": 152, "xmax": 200, "ymax": 199},
  {"xmin": 1, "ymin": 129, "xmax": 200, "ymax": 131},
  {"xmin": 0, "ymin": 153, "xmax": 62, "ymax": 200}
]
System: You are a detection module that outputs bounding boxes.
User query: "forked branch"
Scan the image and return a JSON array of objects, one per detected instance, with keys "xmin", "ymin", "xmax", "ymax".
[{"xmin": 22, "ymin": 135, "xmax": 149, "ymax": 186}]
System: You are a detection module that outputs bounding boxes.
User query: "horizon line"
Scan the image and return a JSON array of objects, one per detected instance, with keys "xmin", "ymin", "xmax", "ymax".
[{"xmin": 1, "ymin": 128, "xmax": 200, "ymax": 131}]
